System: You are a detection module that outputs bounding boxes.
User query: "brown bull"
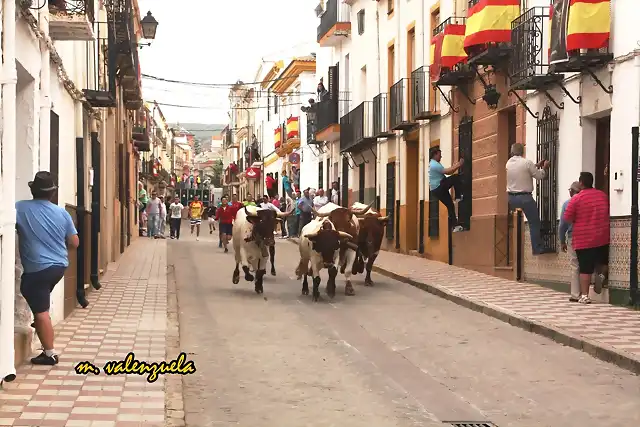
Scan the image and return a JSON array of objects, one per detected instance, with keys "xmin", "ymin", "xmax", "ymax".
[
  {"xmin": 354, "ymin": 212, "xmax": 389, "ymax": 285},
  {"xmin": 311, "ymin": 201, "xmax": 374, "ymax": 295}
]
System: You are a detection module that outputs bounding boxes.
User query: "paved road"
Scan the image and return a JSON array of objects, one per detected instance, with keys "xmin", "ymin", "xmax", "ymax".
[{"xmin": 170, "ymin": 230, "xmax": 640, "ymax": 427}]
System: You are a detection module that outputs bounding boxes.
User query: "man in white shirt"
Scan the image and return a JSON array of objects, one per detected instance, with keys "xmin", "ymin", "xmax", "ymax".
[
  {"xmin": 506, "ymin": 142, "xmax": 549, "ymax": 255},
  {"xmin": 331, "ymin": 181, "xmax": 340, "ymax": 205},
  {"xmin": 168, "ymin": 196, "xmax": 184, "ymax": 240},
  {"xmin": 157, "ymin": 196, "xmax": 167, "ymax": 239},
  {"xmin": 260, "ymin": 194, "xmax": 284, "ymax": 213},
  {"xmin": 313, "ymin": 188, "xmax": 329, "ymax": 210}
]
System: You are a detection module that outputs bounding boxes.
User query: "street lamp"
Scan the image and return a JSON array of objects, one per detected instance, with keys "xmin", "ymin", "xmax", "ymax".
[{"xmin": 138, "ymin": 11, "xmax": 159, "ymax": 49}]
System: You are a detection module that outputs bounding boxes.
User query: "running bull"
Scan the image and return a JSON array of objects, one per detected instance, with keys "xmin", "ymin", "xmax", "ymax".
[
  {"xmin": 232, "ymin": 205, "xmax": 289, "ymax": 294},
  {"xmin": 350, "ymin": 202, "xmax": 389, "ymax": 286},
  {"xmin": 311, "ymin": 201, "xmax": 374, "ymax": 296},
  {"xmin": 296, "ymin": 218, "xmax": 353, "ymax": 301}
]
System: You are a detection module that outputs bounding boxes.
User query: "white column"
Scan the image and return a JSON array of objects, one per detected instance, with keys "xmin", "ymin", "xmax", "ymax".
[
  {"xmin": 0, "ymin": 0, "xmax": 18, "ymax": 383},
  {"xmin": 39, "ymin": 5, "xmax": 51, "ymax": 171}
]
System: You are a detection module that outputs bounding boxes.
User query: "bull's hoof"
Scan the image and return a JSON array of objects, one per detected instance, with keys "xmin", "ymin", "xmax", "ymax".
[
  {"xmin": 255, "ymin": 283, "xmax": 264, "ymax": 294},
  {"xmin": 232, "ymin": 274, "xmax": 240, "ymax": 285},
  {"xmin": 312, "ymin": 292, "xmax": 320, "ymax": 302},
  {"xmin": 244, "ymin": 273, "xmax": 254, "ymax": 282},
  {"xmin": 326, "ymin": 283, "xmax": 336, "ymax": 299},
  {"xmin": 340, "ymin": 265, "xmax": 346, "ymax": 274},
  {"xmin": 364, "ymin": 279, "xmax": 374, "ymax": 287},
  {"xmin": 270, "ymin": 267, "xmax": 276, "ymax": 276},
  {"xmin": 345, "ymin": 283, "xmax": 356, "ymax": 296},
  {"xmin": 302, "ymin": 287, "xmax": 309, "ymax": 296}
]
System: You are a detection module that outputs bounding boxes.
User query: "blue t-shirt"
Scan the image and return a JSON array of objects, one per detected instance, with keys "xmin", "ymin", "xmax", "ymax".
[
  {"xmin": 429, "ymin": 159, "xmax": 446, "ymax": 191},
  {"xmin": 282, "ymin": 176, "xmax": 292, "ymax": 191},
  {"xmin": 16, "ymin": 200, "xmax": 77, "ymax": 273}
]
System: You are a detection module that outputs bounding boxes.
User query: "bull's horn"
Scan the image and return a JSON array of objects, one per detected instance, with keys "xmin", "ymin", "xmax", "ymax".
[
  {"xmin": 378, "ymin": 216, "xmax": 389, "ymax": 221},
  {"xmin": 312, "ymin": 207, "xmax": 331, "ymax": 218},
  {"xmin": 305, "ymin": 231, "xmax": 319, "ymax": 238},
  {"xmin": 351, "ymin": 201, "xmax": 375, "ymax": 216},
  {"xmin": 337, "ymin": 231, "xmax": 353, "ymax": 240}
]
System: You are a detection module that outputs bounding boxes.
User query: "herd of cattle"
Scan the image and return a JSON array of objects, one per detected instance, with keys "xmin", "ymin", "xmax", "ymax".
[{"xmin": 231, "ymin": 202, "xmax": 388, "ymax": 301}]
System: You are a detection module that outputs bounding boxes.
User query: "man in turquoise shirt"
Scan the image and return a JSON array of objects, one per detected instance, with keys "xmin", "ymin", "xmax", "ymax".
[{"xmin": 429, "ymin": 147, "xmax": 464, "ymax": 232}]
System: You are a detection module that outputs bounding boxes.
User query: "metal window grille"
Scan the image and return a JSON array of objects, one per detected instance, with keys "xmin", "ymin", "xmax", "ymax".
[
  {"xmin": 536, "ymin": 106, "xmax": 559, "ymax": 253},
  {"xmin": 386, "ymin": 162, "xmax": 395, "ymax": 240},
  {"xmin": 458, "ymin": 116, "xmax": 473, "ymax": 230},
  {"xmin": 358, "ymin": 163, "xmax": 365, "ymax": 203}
]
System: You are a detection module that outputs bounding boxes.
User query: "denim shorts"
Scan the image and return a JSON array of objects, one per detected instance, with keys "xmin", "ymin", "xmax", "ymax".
[{"xmin": 20, "ymin": 265, "xmax": 67, "ymax": 314}]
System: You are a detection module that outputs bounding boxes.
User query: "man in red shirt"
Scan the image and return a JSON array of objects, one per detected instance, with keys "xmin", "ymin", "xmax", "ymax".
[
  {"xmin": 216, "ymin": 196, "xmax": 235, "ymax": 253},
  {"xmin": 265, "ymin": 173, "xmax": 276, "ymax": 198},
  {"xmin": 563, "ymin": 172, "xmax": 609, "ymax": 304}
]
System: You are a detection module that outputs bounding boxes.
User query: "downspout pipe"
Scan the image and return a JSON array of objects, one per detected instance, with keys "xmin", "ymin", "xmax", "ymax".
[
  {"xmin": 90, "ymin": 117, "xmax": 102, "ymax": 291},
  {"xmin": 395, "ymin": 0, "xmax": 401, "ymax": 249},
  {"xmin": 375, "ymin": 8, "xmax": 382, "ymax": 206},
  {"xmin": 75, "ymin": 98, "xmax": 88, "ymax": 308},
  {"xmin": 629, "ymin": 52, "xmax": 640, "ymax": 306},
  {"xmin": 0, "ymin": 0, "xmax": 18, "ymax": 384},
  {"xmin": 39, "ymin": 5, "xmax": 51, "ymax": 171}
]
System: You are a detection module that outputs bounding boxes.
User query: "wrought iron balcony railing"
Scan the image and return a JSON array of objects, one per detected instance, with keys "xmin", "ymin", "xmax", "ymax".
[
  {"xmin": 315, "ymin": 92, "xmax": 350, "ymax": 135},
  {"xmin": 509, "ymin": 7, "xmax": 563, "ymax": 90},
  {"xmin": 83, "ymin": 23, "xmax": 116, "ymax": 108},
  {"xmin": 317, "ymin": 0, "xmax": 351, "ymax": 42},
  {"xmin": 372, "ymin": 93, "xmax": 394, "ymax": 138},
  {"xmin": 410, "ymin": 66, "xmax": 439, "ymax": 120},
  {"xmin": 339, "ymin": 102, "xmax": 375, "ymax": 153},
  {"xmin": 390, "ymin": 79, "xmax": 416, "ymax": 131}
]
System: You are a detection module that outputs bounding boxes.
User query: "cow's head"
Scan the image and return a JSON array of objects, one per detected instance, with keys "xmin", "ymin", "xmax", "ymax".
[
  {"xmin": 307, "ymin": 221, "xmax": 353, "ymax": 267},
  {"xmin": 245, "ymin": 206, "xmax": 290, "ymax": 247},
  {"xmin": 358, "ymin": 213, "xmax": 388, "ymax": 256}
]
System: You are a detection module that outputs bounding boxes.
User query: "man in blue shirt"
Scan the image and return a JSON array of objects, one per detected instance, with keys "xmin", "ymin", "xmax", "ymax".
[
  {"xmin": 16, "ymin": 172, "xmax": 79, "ymax": 365},
  {"xmin": 559, "ymin": 181, "xmax": 582, "ymax": 302},
  {"xmin": 428, "ymin": 147, "xmax": 464, "ymax": 232},
  {"xmin": 297, "ymin": 188, "xmax": 314, "ymax": 236}
]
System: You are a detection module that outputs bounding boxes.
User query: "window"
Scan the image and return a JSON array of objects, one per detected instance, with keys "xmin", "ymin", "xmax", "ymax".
[
  {"xmin": 274, "ymin": 95, "xmax": 279, "ymax": 114},
  {"xmin": 358, "ymin": 163, "xmax": 365, "ymax": 203},
  {"xmin": 387, "ymin": 0, "xmax": 394, "ymax": 15},
  {"xmin": 458, "ymin": 116, "xmax": 473, "ymax": 230},
  {"xmin": 536, "ymin": 106, "xmax": 559, "ymax": 253},
  {"xmin": 357, "ymin": 9, "xmax": 365, "ymax": 35}
]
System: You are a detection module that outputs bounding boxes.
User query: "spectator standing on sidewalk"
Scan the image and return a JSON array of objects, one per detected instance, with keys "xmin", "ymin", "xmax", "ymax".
[
  {"xmin": 563, "ymin": 172, "xmax": 610, "ymax": 304},
  {"xmin": 313, "ymin": 188, "xmax": 329, "ymax": 210},
  {"xmin": 331, "ymin": 181, "xmax": 340, "ymax": 205},
  {"xmin": 428, "ymin": 147, "xmax": 465, "ymax": 232},
  {"xmin": 288, "ymin": 191, "xmax": 301, "ymax": 237},
  {"xmin": 169, "ymin": 196, "xmax": 184, "ymax": 240},
  {"xmin": 282, "ymin": 172, "xmax": 293, "ymax": 197},
  {"xmin": 157, "ymin": 196, "xmax": 167, "ymax": 239},
  {"xmin": 559, "ymin": 181, "xmax": 582, "ymax": 302},
  {"xmin": 16, "ymin": 171, "xmax": 79, "ymax": 365},
  {"xmin": 145, "ymin": 191, "xmax": 162, "ymax": 239},
  {"xmin": 298, "ymin": 188, "xmax": 314, "ymax": 235},
  {"xmin": 265, "ymin": 173, "xmax": 276, "ymax": 198},
  {"xmin": 506, "ymin": 143, "xmax": 549, "ymax": 255}
]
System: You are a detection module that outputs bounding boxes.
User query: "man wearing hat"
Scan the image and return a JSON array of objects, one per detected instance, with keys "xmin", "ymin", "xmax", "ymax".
[
  {"xmin": 559, "ymin": 181, "xmax": 582, "ymax": 302},
  {"xmin": 16, "ymin": 171, "xmax": 79, "ymax": 365}
]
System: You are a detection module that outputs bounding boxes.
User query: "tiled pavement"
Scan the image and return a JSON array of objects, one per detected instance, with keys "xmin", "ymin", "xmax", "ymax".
[
  {"xmin": 372, "ymin": 250, "xmax": 640, "ymax": 374},
  {"xmin": 0, "ymin": 238, "xmax": 172, "ymax": 427}
]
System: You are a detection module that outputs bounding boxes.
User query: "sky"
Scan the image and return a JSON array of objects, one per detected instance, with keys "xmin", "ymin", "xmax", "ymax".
[{"xmin": 138, "ymin": 0, "xmax": 319, "ymax": 126}]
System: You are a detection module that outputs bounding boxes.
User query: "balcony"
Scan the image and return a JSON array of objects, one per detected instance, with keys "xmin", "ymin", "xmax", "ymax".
[
  {"xmin": 83, "ymin": 25, "xmax": 116, "ymax": 108},
  {"xmin": 48, "ymin": 0, "xmax": 95, "ymax": 41},
  {"xmin": 410, "ymin": 67, "xmax": 440, "ymax": 121},
  {"xmin": 113, "ymin": 0, "xmax": 142, "ymax": 110},
  {"xmin": 133, "ymin": 124, "xmax": 150, "ymax": 152},
  {"xmin": 315, "ymin": 92, "xmax": 350, "ymax": 143},
  {"xmin": 340, "ymin": 102, "xmax": 375, "ymax": 153},
  {"xmin": 432, "ymin": 17, "xmax": 475, "ymax": 87},
  {"xmin": 372, "ymin": 93, "xmax": 395, "ymax": 138},
  {"xmin": 390, "ymin": 79, "xmax": 417, "ymax": 131},
  {"xmin": 508, "ymin": 7, "xmax": 564, "ymax": 91},
  {"xmin": 317, "ymin": 0, "xmax": 351, "ymax": 47}
]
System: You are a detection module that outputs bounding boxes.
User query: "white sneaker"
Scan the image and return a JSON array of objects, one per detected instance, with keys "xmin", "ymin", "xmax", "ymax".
[
  {"xmin": 196, "ymin": 237, "xmax": 199, "ymax": 241},
  {"xmin": 452, "ymin": 225, "xmax": 464, "ymax": 233},
  {"xmin": 579, "ymin": 295, "xmax": 592, "ymax": 304}
]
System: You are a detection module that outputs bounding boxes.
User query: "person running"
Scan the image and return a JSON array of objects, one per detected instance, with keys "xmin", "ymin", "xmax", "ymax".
[
  {"xmin": 16, "ymin": 172, "xmax": 79, "ymax": 365},
  {"xmin": 206, "ymin": 203, "xmax": 217, "ymax": 234},
  {"xmin": 216, "ymin": 196, "xmax": 235, "ymax": 253},
  {"xmin": 188, "ymin": 194, "xmax": 204, "ymax": 241},
  {"xmin": 169, "ymin": 196, "xmax": 184, "ymax": 240},
  {"xmin": 217, "ymin": 195, "xmax": 229, "ymax": 247}
]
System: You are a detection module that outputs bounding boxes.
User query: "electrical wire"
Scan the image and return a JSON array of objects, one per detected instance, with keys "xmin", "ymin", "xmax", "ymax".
[
  {"xmin": 142, "ymin": 72, "xmax": 307, "ymax": 87},
  {"xmin": 150, "ymin": 101, "xmax": 305, "ymax": 110}
]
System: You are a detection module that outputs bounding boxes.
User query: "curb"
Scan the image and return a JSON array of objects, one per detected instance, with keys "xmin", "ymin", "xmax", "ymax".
[
  {"xmin": 372, "ymin": 265, "xmax": 640, "ymax": 376},
  {"xmin": 165, "ymin": 259, "xmax": 186, "ymax": 427}
]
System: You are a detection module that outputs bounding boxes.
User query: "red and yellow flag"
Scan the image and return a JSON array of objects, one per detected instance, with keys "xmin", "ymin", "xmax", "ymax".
[
  {"xmin": 441, "ymin": 23, "xmax": 468, "ymax": 68},
  {"xmin": 274, "ymin": 126, "xmax": 282, "ymax": 148},
  {"xmin": 566, "ymin": 0, "xmax": 610, "ymax": 51},
  {"xmin": 286, "ymin": 116, "xmax": 299, "ymax": 140},
  {"xmin": 464, "ymin": 0, "xmax": 520, "ymax": 52},
  {"xmin": 430, "ymin": 33, "xmax": 444, "ymax": 81}
]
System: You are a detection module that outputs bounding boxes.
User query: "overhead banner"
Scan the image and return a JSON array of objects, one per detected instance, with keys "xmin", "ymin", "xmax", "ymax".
[
  {"xmin": 464, "ymin": 0, "xmax": 521, "ymax": 53},
  {"xmin": 549, "ymin": 0, "xmax": 570, "ymax": 66}
]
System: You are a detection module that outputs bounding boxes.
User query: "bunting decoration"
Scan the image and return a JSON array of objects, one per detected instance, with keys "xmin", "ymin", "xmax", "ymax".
[
  {"xmin": 286, "ymin": 116, "xmax": 300, "ymax": 140},
  {"xmin": 566, "ymin": 0, "xmax": 610, "ymax": 51},
  {"xmin": 464, "ymin": 0, "xmax": 521, "ymax": 53}
]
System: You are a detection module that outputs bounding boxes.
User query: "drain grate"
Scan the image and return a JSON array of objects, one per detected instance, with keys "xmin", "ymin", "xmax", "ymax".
[{"xmin": 444, "ymin": 423, "xmax": 497, "ymax": 427}]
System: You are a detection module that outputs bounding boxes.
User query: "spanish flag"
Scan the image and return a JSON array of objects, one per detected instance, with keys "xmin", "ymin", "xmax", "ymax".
[
  {"xmin": 566, "ymin": 0, "xmax": 610, "ymax": 51},
  {"xmin": 430, "ymin": 33, "xmax": 445, "ymax": 81},
  {"xmin": 286, "ymin": 116, "xmax": 299, "ymax": 140},
  {"xmin": 274, "ymin": 126, "xmax": 282, "ymax": 148},
  {"xmin": 464, "ymin": 0, "xmax": 520, "ymax": 53},
  {"xmin": 440, "ymin": 23, "xmax": 468, "ymax": 68}
]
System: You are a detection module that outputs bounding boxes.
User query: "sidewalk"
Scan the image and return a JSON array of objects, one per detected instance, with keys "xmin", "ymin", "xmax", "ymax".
[
  {"xmin": 0, "ymin": 238, "xmax": 184, "ymax": 427},
  {"xmin": 371, "ymin": 250, "xmax": 640, "ymax": 375}
]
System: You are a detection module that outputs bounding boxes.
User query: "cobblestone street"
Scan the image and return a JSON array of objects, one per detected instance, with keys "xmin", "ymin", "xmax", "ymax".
[{"xmin": 2, "ymin": 234, "xmax": 640, "ymax": 427}]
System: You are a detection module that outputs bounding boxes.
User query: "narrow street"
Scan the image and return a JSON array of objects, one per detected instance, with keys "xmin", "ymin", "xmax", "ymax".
[{"xmin": 172, "ymin": 232, "xmax": 640, "ymax": 427}]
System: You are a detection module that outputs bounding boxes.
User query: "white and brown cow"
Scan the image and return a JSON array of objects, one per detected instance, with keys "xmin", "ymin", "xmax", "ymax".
[
  {"xmin": 296, "ymin": 218, "xmax": 353, "ymax": 302},
  {"xmin": 232, "ymin": 205, "xmax": 289, "ymax": 294}
]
